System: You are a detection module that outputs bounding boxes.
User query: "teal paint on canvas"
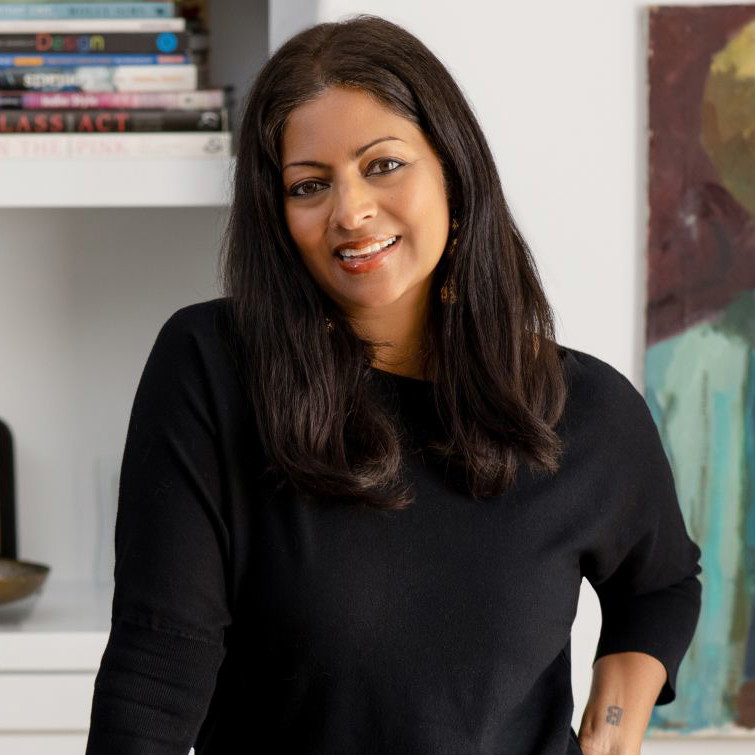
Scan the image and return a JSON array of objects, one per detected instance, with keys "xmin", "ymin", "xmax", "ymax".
[{"xmin": 644, "ymin": 294, "xmax": 755, "ymax": 733}]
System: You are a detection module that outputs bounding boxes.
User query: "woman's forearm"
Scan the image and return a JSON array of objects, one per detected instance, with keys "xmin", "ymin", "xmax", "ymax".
[{"xmin": 577, "ymin": 651, "xmax": 667, "ymax": 755}]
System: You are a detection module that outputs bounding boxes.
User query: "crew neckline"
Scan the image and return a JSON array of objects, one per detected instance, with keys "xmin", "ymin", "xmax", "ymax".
[{"xmin": 368, "ymin": 366, "xmax": 432, "ymax": 385}]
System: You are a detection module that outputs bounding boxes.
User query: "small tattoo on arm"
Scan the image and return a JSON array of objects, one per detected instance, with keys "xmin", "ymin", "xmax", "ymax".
[{"xmin": 606, "ymin": 705, "xmax": 623, "ymax": 726}]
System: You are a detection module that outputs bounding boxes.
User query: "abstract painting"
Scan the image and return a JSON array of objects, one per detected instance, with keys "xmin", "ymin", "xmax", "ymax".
[{"xmin": 645, "ymin": 4, "xmax": 755, "ymax": 738}]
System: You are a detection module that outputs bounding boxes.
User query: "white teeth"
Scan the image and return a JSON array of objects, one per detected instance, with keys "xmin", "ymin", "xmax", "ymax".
[{"xmin": 338, "ymin": 236, "xmax": 397, "ymax": 257}]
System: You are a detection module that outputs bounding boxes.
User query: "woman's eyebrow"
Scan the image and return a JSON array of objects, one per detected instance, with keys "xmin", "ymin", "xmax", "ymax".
[{"xmin": 282, "ymin": 136, "xmax": 405, "ymax": 172}]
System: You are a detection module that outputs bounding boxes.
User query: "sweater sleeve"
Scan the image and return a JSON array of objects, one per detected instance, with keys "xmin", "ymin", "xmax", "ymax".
[
  {"xmin": 86, "ymin": 307, "xmax": 234, "ymax": 754},
  {"xmin": 580, "ymin": 364, "xmax": 703, "ymax": 707}
]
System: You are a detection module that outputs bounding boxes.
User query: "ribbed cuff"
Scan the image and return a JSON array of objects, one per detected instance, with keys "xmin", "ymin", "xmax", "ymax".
[
  {"xmin": 594, "ymin": 575, "xmax": 702, "ymax": 705},
  {"xmin": 86, "ymin": 616, "xmax": 226, "ymax": 754}
]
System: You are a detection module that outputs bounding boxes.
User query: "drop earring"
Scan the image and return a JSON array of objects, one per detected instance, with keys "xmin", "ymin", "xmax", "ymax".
[
  {"xmin": 440, "ymin": 278, "xmax": 457, "ymax": 304},
  {"xmin": 325, "ymin": 316, "xmax": 335, "ymax": 332},
  {"xmin": 441, "ymin": 215, "xmax": 459, "ymax": 304},
  {"xmin": 448, "ymin": 216, "xmax": 459, "ymax": 257}
]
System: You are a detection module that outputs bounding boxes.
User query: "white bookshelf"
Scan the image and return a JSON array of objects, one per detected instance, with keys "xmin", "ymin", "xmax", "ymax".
[
  {"xmin": 0, "ymin": 0, "xmax": 268, "ymax": 747},
  {"xmin": 0, "ymin": 0, "xmax": 265, "ymax": 587},
  {"xmin": 0, "ymin": 156, "xmax": 235, "ymax": 207}
]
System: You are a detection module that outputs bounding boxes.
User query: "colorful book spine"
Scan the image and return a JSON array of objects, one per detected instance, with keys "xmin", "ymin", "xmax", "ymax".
[
  {"xmin": 0, "ymin": 4, "xmax": 175, "ymax": 21},
  {"xmin": 0, "ymin": 88, "xmax": 227, "ymax": 109},
  {"xmin": 0, "ymin": 31, "xmax": 190, "ymax": 54},
  {"xmin": 0, "ymin": 64, "xmax": 198, "ymax": 91},
  {"xmin": 0, "ymin": 18, "xmax": 185, "ymax": 31},
  {"xmin": 0, "ymin": 107, "xmax": 227, "ymax": 131},
  {"xmin": 0, "ymin": 130, "xmax": 231, "ymax": 157},
  {"xmin": 0, "ymin": 53, "xmax": 188, "ymax": 65}
]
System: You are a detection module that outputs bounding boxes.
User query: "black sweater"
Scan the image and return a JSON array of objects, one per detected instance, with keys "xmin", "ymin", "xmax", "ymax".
[{"xmin": 86, "ymin": 297, "xmax": 702, "ymax": 755}]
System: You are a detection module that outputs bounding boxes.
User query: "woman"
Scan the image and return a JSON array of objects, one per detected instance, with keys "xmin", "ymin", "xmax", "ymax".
[{"xmin": 86, "ymin": 14, "xmax": 702, "ymax": 755}]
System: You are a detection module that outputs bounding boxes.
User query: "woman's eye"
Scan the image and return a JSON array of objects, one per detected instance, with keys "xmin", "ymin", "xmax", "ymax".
[
  {"xmin": 367, "ymin": 158, "xmax": 403, "ymax": 175},
  {"xmin": 289, "ymin": 181, "xmax": 323, "ymax": 197}
]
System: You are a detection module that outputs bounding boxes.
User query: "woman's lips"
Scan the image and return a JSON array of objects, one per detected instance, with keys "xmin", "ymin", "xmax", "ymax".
[{"xmin": 334, "ymin": 236, "xmax": 401, "ymax": 274}]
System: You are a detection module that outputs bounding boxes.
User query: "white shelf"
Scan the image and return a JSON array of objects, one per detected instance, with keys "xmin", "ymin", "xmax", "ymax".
[
  {"xmin": 0, "ymin": 156, "xmax": 236, "ymax": 207},
  {"xmin": 0, "ymin": 0, "xmax": 264, "ymax": 743}
]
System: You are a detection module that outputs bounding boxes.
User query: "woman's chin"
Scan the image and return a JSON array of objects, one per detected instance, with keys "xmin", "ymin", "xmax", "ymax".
[{"xmin": 335, "ymin": 290, "xmax": 409, "ymax": 313}]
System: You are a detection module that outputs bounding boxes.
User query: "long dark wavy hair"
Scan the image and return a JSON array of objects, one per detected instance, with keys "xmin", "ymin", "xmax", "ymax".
[{"xmin": 219, "ymin": 14, "xmax": 568, "ymax": 511}]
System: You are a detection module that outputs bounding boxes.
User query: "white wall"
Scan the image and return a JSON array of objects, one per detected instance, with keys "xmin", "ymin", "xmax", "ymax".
[{"xmin": 271, "ymin": 1, "xmax": 751, "ymax": 750}]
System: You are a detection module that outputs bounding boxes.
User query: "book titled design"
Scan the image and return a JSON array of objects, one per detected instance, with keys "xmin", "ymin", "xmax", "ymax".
[{"xmin": 0, "ymin": 31, "xmax": 191, "ymax": 54}]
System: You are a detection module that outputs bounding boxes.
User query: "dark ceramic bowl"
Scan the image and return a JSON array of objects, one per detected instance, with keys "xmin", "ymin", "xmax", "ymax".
[{"xmin": 0, "ymin": 557, "xmax": 50, "ymax": 605}]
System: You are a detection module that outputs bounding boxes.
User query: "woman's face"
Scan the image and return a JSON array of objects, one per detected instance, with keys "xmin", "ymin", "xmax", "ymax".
[{"xmin": 280, "ymin": 86, "xmax": 450, "ymax": 320}]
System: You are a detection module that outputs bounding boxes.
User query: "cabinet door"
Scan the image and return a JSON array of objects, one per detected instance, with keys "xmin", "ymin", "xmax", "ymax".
[
  {"xmin": 0, "ymin": 734, "xmax": 88, "ymax": 754},
  {"xmin": 0, "ymin": 673, "xmax": 96, "ymax": 729}
]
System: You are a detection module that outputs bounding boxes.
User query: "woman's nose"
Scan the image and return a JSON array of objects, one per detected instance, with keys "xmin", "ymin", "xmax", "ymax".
[{"xmin": 329, "ymin": 179, "xmax": 377, "ymax": 230}]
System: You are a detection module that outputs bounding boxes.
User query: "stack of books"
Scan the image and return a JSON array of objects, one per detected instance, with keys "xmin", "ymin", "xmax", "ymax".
[{"xmin": 0, "ymin": 0, "xmax": 234, "ymax": 158}]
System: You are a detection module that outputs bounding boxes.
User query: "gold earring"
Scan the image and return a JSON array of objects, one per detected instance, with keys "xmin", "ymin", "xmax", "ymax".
[
  {"xmin": 442, "ymin": 214, "xmax": 459, "ymax": 303},
  {"xmin": 448, "ymin": 216, "xmax": 459, "ymax": 256},
  {"xmin": 440, "ymin": 277, "xmax": 458, "ymax": 304},
  {"xmin": 325, "ymin": 316, "xmax": 334, "ymax": 332}
]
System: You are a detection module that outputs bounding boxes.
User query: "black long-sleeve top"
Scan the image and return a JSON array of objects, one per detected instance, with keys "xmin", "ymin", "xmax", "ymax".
[{"xmin": 86, "ymin": 297, "xmax": 702, "ymax": 754}]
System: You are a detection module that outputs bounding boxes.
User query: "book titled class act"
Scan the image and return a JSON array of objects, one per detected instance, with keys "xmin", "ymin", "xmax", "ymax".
[{"xmin": 0, "ymin": 107, "xmax": 226, "ymax": 131}]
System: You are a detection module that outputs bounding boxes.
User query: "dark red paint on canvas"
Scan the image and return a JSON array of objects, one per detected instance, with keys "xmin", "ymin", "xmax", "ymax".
[{"xmin": 647, "ymin": 5, "xmax": 755, "ymax": 346}]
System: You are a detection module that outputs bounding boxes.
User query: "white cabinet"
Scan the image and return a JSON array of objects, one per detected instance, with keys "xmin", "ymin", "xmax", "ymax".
[
  {"xmin": 0, "ymin": 581, "xmax": 109, "ymax": 748},
  {"xmin": 0, "ymin": 736, "xmax": 90, "ymax": 755},
  {"xmin": 0, "ymin": 0, "xmax": 270, "ymax": 747}
]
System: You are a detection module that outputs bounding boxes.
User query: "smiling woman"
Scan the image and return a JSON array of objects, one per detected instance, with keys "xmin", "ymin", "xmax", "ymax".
[
  {"xmin": 86, "ymin": 13, "xmax": 702, "ymax": 755},
  {"xmin": 280, "ymin": 87, "xmax": 451, "ymax": 378}
]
